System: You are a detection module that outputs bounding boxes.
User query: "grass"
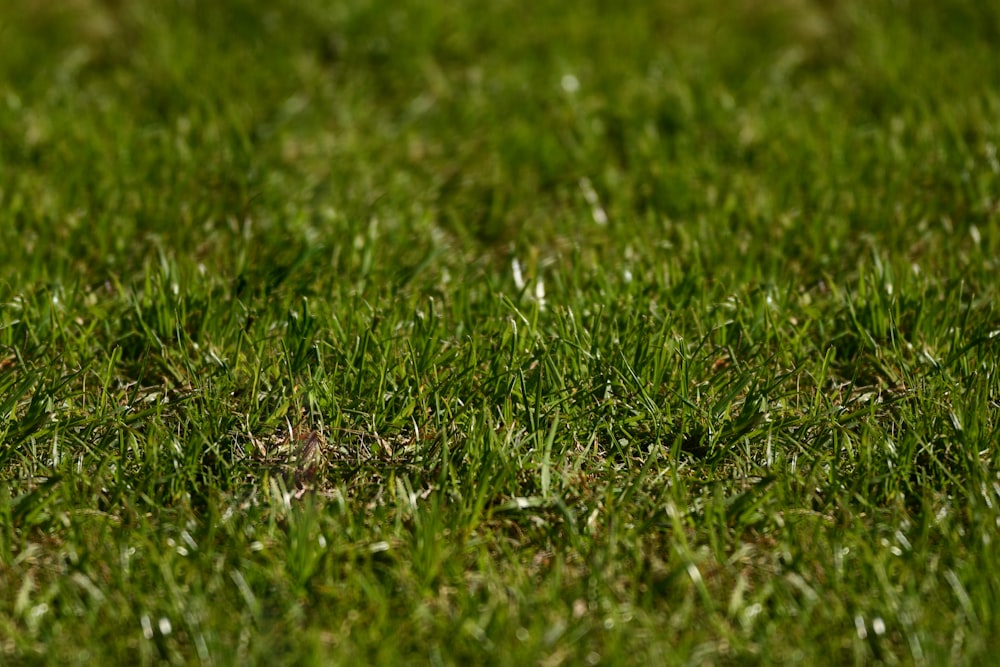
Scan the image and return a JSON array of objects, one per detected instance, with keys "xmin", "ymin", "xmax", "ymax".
[{"xmin": 1, "ymin": 0, "xmax": 999, "ymax": 664}]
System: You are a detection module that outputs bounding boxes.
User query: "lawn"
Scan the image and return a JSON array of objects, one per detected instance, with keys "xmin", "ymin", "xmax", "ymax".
[{"xmin": 2, "ymin": 0, "xmax": 999, "ymax": 664}]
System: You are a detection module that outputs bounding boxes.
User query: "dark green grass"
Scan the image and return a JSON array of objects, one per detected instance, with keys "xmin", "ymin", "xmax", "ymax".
[{"xmin": 2, "ymin": 0, "xmax": 1000, "ymax": 664}]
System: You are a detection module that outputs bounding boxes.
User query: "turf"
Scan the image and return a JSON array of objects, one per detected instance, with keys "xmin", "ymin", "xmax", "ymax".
[{"xmin": 2, "ymin": 0, "xmax": 999, "ymax": 664}]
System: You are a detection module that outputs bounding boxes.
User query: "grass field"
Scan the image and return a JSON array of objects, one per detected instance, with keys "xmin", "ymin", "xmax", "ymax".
[{"xmin": 2, "ymin": 0, "xmax": 1000, "ymax": 664}]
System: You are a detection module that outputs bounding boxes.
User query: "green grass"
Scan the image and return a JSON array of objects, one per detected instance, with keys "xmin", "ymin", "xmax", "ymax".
[{"xmin": 2, "ymin": 0, "xmax": 1000, "ymax": 664}]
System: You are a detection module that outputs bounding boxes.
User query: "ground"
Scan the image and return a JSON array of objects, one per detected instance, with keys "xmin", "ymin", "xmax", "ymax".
[{"xmin": 1, "ymin": 0, "xmax": 999, "ymax": 664}]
